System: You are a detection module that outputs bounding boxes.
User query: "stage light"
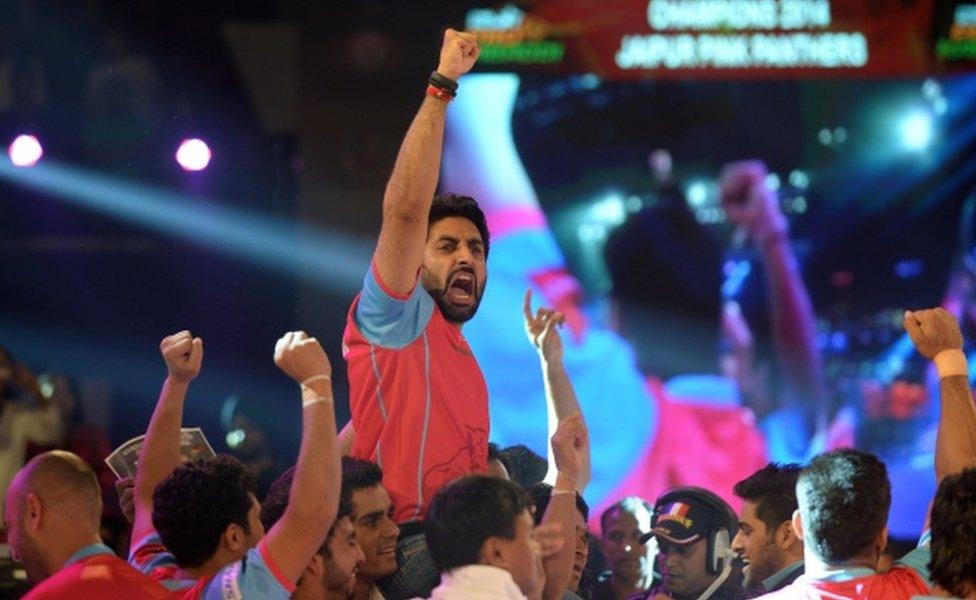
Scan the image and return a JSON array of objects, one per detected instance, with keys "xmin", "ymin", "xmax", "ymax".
[
  {"xmin": 765, "ymin": 173, "xmax": 781, "ymax": 191},
  {"xmin": 175, "ymin": 138, "xmax": 212, "ymax": 171},
  {"xmin": 591, "ymin": 193, "xmax": 626, "ymax": 225},
  {"xmin": 788, "ymin": 169, "xmax": 810, "ymax": 189},
  {"xmin": 899, "ymin": 111, "xmax": 934, "ymax": 152},
  {"xmin": 8, "ymin": 134, "xmax": 43, "ymax": 167},
  {"xmin": 686, "ymin": 181, "xmax": 708, "ymax": 207}
]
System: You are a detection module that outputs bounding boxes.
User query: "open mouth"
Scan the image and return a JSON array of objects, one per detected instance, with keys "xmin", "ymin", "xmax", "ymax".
[{"xmin": 446, "ymin": 271, "xmax": 475, "ymax": 304}]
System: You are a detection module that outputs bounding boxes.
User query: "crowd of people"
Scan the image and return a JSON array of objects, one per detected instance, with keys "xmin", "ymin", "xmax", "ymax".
[{"xmin": 3, "ymin": 28, "xmax": 976, "ymax": 600}]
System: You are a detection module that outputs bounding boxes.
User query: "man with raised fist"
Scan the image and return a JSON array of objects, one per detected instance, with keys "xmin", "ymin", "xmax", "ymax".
[
  {"xmin": 128, "ymin": 329, "xmax": 341, "ymax": 599},
  {"xmin": 341, "ymin": 27, "xmax": 489, "ymax": 598}
]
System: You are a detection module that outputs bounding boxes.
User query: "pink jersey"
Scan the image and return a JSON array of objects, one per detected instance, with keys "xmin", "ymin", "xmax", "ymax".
[{"xmin": 343, "ymin": 264, "xmax": 490, "ymax": 523}]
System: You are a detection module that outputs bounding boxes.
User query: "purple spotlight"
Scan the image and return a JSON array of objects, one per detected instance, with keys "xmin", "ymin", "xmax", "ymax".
[
  {"xmin": 8, "ymin": 134, "xmax": 43, "ymax": 167},
  {"xmin": 175, "ymin": 138, "xmax": 211, "ymax": 172}
]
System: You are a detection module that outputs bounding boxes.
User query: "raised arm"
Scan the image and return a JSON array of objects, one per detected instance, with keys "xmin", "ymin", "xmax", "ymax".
[
  {"xmin": 372, "ymin": 29, "xmax": 480, "ymax": 296},
  {"xmin": 132, "ymin": 331, "xmax": 203, "ymax": 542},
  {"xmin": 524, "ymin": 289, "xmax": 591, "ymax": 490},
  {"xmin": 720, "ymin": 161, "xmax": 826, "ymax": 435},
  {"xmin": 538, "ymin": 413, "xmax": 588, "ymax": 600},
  {"xmin": 904, "ymin": 308, "xmax": 976, "ymax": 483},
  {"xmin": 264, "ymin": 331, "xmax": 341, "ymax": 585}
]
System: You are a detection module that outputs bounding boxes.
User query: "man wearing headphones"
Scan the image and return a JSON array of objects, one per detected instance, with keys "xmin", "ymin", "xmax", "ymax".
[{"xmin": 635, "ymin": 487, "xmax": 746, "ymax": 600}]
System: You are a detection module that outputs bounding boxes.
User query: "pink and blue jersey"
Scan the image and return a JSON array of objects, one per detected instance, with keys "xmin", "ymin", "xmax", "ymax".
[
  {"xmin": 343, "ymin": 264, "xmax": 490, "ymax": 523},
  {"xmin": 128, "ymin": 531, "xmax": 294, "ymax": 599}
]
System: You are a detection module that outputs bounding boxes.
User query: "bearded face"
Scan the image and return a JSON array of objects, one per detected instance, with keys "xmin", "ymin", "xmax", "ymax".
[{"xmin": 422, "ymin": 217, "xmax": 487, "ymax": 324}]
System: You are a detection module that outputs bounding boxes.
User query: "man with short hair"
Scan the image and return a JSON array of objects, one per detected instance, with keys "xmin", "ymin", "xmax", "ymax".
[
  {"xmin": 262, "ymin": 465, "xmax": 366, "ymax": 599},
  {"xmin": 424, "ymin": 474, "xmax": 545, "ymax": 599},
  {"xmin": 921, "ymin": 467, "xmax": 976, "ymax": 599},
  {"xmin": 592, "ymin": 497, "xmax": 656, "ymax": 600},
  {"xmin": 731, "ymin": 463, "xmax": 804, "ymax": 595},
  {"xmin": 4, "ymin": 450, "xmax": 171, "ymax": 599},
  {"xmin": 759, "ymin": 308, "xmax": 976, "ymax": 599},
  {"xmin": 641, "ymin": 487, "xmax": 745, "ymax": 600},
  {"xmin": 129, "ymin": 329, "xmax": 342, "ymax": 598},
  {"xmin": 341, "ymin": 456, "xmax": 401, "ymax": 600}
]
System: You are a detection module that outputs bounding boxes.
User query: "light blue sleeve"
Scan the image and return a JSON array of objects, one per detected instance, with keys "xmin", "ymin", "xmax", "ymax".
[
  {"xmin": 354, "ymin": 265, "xmax": 434, "ymax": 349},
  {"xmin": 199, "ymin": 546, "xmax": 292, "ymax": 600},
  {"xmin": 896, "ymin": 529, "xmax": 932, "ymax": 586}
]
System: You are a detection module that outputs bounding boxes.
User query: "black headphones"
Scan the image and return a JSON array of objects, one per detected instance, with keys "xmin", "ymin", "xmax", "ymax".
[{"xmin": 653, "ymin": 486, "xmax": 739, "ymax": 576}]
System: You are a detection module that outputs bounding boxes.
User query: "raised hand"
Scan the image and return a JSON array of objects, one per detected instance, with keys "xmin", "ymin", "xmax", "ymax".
[
  {"xmin": 159, "ymin": 331, "xmax": 203, "ymax": 383},
  {"xmin": 719, "ymin": 160, "xmax": 787, "ymax": 244},
  {"xmin": 523, "ymin": 289, "xmax": 566, "ymax": 363},
  {"xmin": 550, "ymin": 412, "xmax": 588, "ymax": 489},
  {"xmin": 436, "ymin": 28, "xmax": 480, "ymax": 81},
  {"xmin": 904, "ymin": 308, "xmax": 964, "ymax": 360},
  {"xmin": 115, "ymin": 477, "xmax": 135, "ymax": 525},
  {"xmin": 273, "ymin": 331, "xmax": 332, "ymax": 386},
  {"xmin": 533, "ymin": 522, "xmax": 565, "ymax": 559}
]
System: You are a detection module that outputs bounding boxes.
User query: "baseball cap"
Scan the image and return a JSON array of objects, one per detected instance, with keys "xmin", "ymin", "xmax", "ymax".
[{"xmin": 639, "ymin": 488, "xmax": 735, "ymax": 546}]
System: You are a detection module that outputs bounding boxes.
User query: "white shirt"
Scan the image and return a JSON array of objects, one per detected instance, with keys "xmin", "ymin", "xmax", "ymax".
[{"xmin": 426, "ymin": 565, "xmax": 527, "ymax": 600}]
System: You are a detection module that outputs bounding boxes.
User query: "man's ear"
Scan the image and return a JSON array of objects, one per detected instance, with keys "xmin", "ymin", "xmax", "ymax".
[
  {"xmin": 775, "ymin": 519, "xmax": 798, "ymax": 550},
  {"xmin": 25, "ymin": 493, "xmax": 43, "ymax": 533},
  {"xmin": 480, "ymin": 536, "xmax": 508, "ymax": 569},
  {"xmin": 874, "ymin": 525, "xmax": 888, "ymax": 558},
  {"xmin": 301, "ymin": 553, "xmax": 324, "ymax": 584},
  {"xmin": 791, "ymin": 509, "xmax": 803, "ymax": 542},
  {"xmin": 224, "ymin": 523, "xmax": 246, "ymax": 553}
]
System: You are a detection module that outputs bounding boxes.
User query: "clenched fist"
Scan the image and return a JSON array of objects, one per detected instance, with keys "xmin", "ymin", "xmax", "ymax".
[
  {"xmin": 719, "ymin": 160, "xmax": 787, "ymax": 244},
  {"xmin": 273, "ymin": 331, "xmax": 332, "ymax": 385},
  {"xmin": 904, "ymin": 308, "xmax": 964, "ymax": 360},
  {"xmin": 436, "ymin": 28, "xmax": 480, "ymax": 82},
  {"xmin": 160, "ymin": 331, "xmax": 203, "ymax": 383},
  {"xmin": 550, "ymin": 413, "xmax": 588, "ymax": 488}
]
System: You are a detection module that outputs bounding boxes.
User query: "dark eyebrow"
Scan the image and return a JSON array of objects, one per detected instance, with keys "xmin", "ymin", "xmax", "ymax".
[
  {"xmin": 357, "ymin": 510, "xmax": 385, "ymax": 523},
  {"xmin": 435, "ymin": 235, "xmax": 460, "ymax": 244},
  {"xmin": 467, "ymin": 238, "xmax": 484, "ymax": 247}
]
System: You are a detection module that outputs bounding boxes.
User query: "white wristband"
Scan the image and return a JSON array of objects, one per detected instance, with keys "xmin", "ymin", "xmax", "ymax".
[
  {"xmin": 302, "ymin": 395, "xmax": 333, "ymax": 408},
  {"xmin": 934, "ymin": 349, "xmax": 968, "ymax": 379},
  {"xmin": 552, "ymin": 489, "xmax": 575, "ymax": 497},
  {"xmin": 301, "ymin": 374, "xmax": 331, "ymax": 387}
]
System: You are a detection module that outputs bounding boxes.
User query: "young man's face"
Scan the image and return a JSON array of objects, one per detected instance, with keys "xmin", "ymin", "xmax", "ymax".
[
  {"xmin": 495, "ymin": 509, "xmax": 545, "ymax": 597},
  {"xmin": 731, "ymin": 500, "xmax": 783, "ymax": 590},
  {"xmin": 601, "ymin": 507, "xmax": 655, "ymax": 581},
  {"xmin": 323, "ymin": 516, "xmax": 365, "ymax": 597},
  {"xmin": 350, "ymin": 485, "xmax": 400, "ymax": 580},
  {"xmin": 421, "ymin": 217, "xmax": 487, "ymax": 324},
  {"xmin": 657, "ymin": 538, "xmax": 715, "ymax": 600},
  {"xmin": 569, "ymin": 509, "xmax": 590, "ymax": 593}
]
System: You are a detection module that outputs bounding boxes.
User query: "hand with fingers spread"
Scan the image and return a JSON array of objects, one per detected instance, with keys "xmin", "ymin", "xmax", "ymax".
[
  {"xmin": 524, "ymin": 289, "xmax": 566, "ymax": 364},
  {"xmin": 436, "ymin": 28, "xmax": 480, "ymax": 82},
  {"xmin": 903, "ymin": 308, "xmax": 964, "ymax": 360},
  {"xmin": 159, "ymin": 330, "xmax": 203, "ymax": 383},
  {"xmin": 273, "ymin": 331, "xmax": 332, "ymax": 388}
]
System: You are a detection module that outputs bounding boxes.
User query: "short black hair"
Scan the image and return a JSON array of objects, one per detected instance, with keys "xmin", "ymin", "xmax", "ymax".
[
  {"xmin": 930, "ymin": 467, "xmax": 976, "ymax": 598},
  {"xmin": 600, "ymin": 496, "xmax": 652, "ymax": 534},
  {"xmin": 425, "ymin": 475, "xmax": 532, "ymax": 573},
  {"xmin": 797, "ymin": 449, "xmax": 890, "ymax": 564},
  {"xmin": 733, "ymin": 462, "xmax": 803, "ymax": 533},
  {"xmin": 429, "ymin": 193, "xmax": 490, "ymax": 258},
  {"xmin": 260, "ymin": 465, "xmax": 352, "ymax": 556},
  {"xmin": 488, "ymin": 443, "xmax": 513, "ymax": 475},
  {"xmin": 153, "ymin": 455, "xmax": 256, "ymax": 568},
  {"xmin": 499, "ymin": 444, "xmax": 547, "ymax": 487},
  {"xmin": 525, "ymin": 482, "xmax": 590, "ymax": 523},
  {"xmin": 342, "ymin": 456, "xmax": 384, "ymax": 497}
]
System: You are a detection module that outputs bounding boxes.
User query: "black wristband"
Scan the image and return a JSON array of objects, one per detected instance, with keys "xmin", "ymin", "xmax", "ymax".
[{"xmin": 429, "ymin": 71, "xmax": 459, "ymax": 93}]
